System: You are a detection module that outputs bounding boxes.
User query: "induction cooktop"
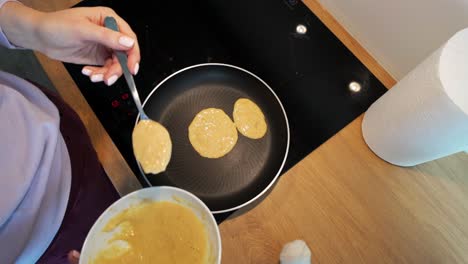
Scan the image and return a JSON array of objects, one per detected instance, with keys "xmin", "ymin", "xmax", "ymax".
[{"xmin": 64, "ymin": 0, "xmax": 387, "ymax": 220}]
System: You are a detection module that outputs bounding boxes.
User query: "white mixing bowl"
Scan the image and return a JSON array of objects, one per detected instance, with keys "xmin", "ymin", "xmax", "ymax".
[{"xmin": 80, "ymin": 186, "xmax": 221, "ymax": 264}]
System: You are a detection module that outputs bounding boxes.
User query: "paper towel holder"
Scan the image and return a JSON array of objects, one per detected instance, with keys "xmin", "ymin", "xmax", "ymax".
[{"xmin": 362, "ymin": 27, "xmax": 468, "ymax": 167}]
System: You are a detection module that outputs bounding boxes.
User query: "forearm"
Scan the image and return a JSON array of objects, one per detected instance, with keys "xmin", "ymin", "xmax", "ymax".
[{"xmin": 0, "ymin": 1, "xmax": 44, "ymax": 49}]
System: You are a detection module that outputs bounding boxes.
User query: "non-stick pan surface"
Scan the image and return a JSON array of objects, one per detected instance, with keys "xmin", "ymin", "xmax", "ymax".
[{"xmin": 138, "ymin": 63, "xmax": 289, "ymax": 213}]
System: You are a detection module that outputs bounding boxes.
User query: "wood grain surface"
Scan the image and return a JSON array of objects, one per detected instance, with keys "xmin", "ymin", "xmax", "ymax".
[
  {"xmin": 220, "ymin": 116, "xmax": 468, "ymax": 263},
  {"xmin": 19, "ymin": 0, "xmax": 468, "ymax": 263}
]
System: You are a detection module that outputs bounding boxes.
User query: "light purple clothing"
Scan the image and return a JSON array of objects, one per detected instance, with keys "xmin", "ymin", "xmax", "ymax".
[{"xmin": 0, "ymin": 1, "xmax": 72, "ymax": 263}]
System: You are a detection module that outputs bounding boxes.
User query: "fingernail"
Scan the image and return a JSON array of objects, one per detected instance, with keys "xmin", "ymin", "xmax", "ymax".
[
  {"xmin": 118, "ymin": 36, "xmax": 135, "ymax": 48},
  {"xmin": 72, "ymin": 250, "xmax": 80, "ymax": 258},
  {"xmin": 133, "ymin": 63, "xmax": 139, "ymax": 75},
  {"xmin": 81, "ymin": 68, "xmax": 92, "ymax": 76},
  {"xmin": 106, "ymin": 75, "xmax": 118, "ymax": 86},
  {"xmin": 91, "ymin": 74, "xmax": 104, "ymax": 83}
]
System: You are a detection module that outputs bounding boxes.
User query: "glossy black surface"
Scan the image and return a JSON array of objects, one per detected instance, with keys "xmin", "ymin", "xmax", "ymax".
[
  {"xmin": 64, "ymin": 0, "xmax": 387, "ymax": 220},
  {"xmin": 140, "ymin": 64, "xmax": 289, "ymax": 212}
]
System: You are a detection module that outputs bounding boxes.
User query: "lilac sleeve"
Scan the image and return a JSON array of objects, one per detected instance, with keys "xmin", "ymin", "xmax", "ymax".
[{"xmin": 0, "ymin": 0, "xmax": 20, "ymax": 48}]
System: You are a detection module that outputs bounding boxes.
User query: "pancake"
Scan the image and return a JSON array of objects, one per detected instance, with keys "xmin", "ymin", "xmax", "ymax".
[
  {"xmin": 189, "ymin": 108, "xmax": 238, "ymax": 158},
  {"xmin": 233, "ymin": 98, "xmax": 267, "ymax": 139},
  {"xmin": 132, "ymin": 120, "xmax": 172, "ymax": 174}
]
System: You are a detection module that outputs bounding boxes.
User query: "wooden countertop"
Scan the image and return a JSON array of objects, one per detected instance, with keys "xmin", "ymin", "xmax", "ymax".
[{"xmin": 23, "ymin": 0, "xmax": 468, "ymax": 262}]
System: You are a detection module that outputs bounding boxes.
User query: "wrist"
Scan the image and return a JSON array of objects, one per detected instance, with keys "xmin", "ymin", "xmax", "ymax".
[{"xmin": 0, "ymin": 2, "xmax": 45, "ymax": 49}]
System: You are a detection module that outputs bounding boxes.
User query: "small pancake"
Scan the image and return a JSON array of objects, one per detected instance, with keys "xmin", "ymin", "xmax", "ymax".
[
  {"xmin": 189, "ymin": 108, "xmax": 238, "ymax": 158},
  {"xmin": 132, "ymin": 120, "xmax": 172, "ymax": 174},
  {"xmin": 233, "ymin": 98, "xmax": 267, "ymax": 139}
]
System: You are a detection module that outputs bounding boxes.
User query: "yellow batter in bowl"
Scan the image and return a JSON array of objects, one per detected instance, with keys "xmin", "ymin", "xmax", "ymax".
[
  {"xmin": 92, "ymin": 201, "xmax": 209, "ymax": 264},
  {"xmin": 132, "ymin": 120, "xmax": 172, "ymax": 174},
  {"xmin": 233, "ymin": 98, "xmax": 267, "ymax": 139},
  {"xmin": 189, "ymin": 108, "xmax": 238, "ymax": 158}
]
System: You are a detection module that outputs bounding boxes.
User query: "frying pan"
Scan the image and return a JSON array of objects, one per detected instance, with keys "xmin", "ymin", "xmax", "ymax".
[{"xmin": 135, "ymin": 63, "xmax": 289, "ymax": 213}]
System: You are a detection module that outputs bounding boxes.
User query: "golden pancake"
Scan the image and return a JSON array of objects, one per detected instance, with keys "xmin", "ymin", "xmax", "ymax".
[
  {"xmin": 92, "ymin": 201, "xmax": 208, "ymax": 264},
  {"xmin": 189, "ymin": 108, "xmax": 238, "ymax": 158},
  {"xmin": 233, "ymin": 98, "xmax": 267, "ymax": 139},
  {"xmin": 132, "ymin": 120, "xmax": 172, "ymax": 174}
]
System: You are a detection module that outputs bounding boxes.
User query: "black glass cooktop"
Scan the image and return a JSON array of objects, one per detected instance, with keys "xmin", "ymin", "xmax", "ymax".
[{"xmin": 64, "ymin": 0, "xmax": 387, "ymax": 219}]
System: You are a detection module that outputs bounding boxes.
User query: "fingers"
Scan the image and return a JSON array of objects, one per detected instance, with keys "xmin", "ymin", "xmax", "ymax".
[
  {"xmin": 82, "ymin": 60, "xmax": 109, "ymax": 83},
  {"xmin": 82, "ymin": 23, "xmax": 135, "ymax": 51},
  {"xmin": 96, "ymin": 9, "xmax": 140, "ymax": 74},
  {"xmin": 127, "ymin": 55, "xmax": 140, "ymax": 75},
  {"xmin": 67, "ymin": 250, "xmax": 80, "ymax": 264},
  {"xmin": 80, "ymin": 7, "xmax": 140, "ymax": 80},
  {"xmin": 82, "ymin": 56, "xmax": 123, "ymax": 86},
  {"xmin": 81, "ymin": 59, "xmax": 113, "ymax": 86},
  {"xmin": 83, "ymin": 66, "xmax": 105, "ymax": 83},
  {"xmin": 104, "ymin": 55, "xmax": 123, "ymax": 85}
]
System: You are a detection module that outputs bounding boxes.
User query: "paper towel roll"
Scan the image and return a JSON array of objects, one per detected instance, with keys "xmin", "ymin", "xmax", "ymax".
[{"xmin": 362, "ymin": 28, "xmax": 468, "ymax": 166}]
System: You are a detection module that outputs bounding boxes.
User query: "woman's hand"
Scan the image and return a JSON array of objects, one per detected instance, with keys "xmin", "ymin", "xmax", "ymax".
[{"xmin": 0, "ymin": 3, "xmax": 140, "ymax": 86}]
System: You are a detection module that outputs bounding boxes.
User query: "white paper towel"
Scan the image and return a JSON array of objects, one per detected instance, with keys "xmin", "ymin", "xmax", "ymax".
[{"xmin": 362, "ymin": 28, "xmax": 468, "ymax": 166}]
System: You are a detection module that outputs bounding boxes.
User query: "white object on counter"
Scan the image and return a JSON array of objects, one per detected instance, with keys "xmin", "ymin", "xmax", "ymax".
[
  {"xmin": 362, "ymin": 28, "xmax": 468, "ymax": 166},
  {"xmin": 280, "ymin": 240, "xmax": 311, "ymax": 264}
]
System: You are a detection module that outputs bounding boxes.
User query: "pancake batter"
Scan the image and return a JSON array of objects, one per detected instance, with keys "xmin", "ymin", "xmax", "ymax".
[
  {"xmin": 189, "ymin": 108, "xmax": 238, "ymax": 158},
  {"xmin": 92, "ymin": 201, "xmax": 209, "ymax": 264},
  {"xmin": 233, "ymin": 98, "xmax": 267, "ymax": 139},
  {"xmin": 132, "ymin": 120, "xmax": 172, "ymax": 174}
]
